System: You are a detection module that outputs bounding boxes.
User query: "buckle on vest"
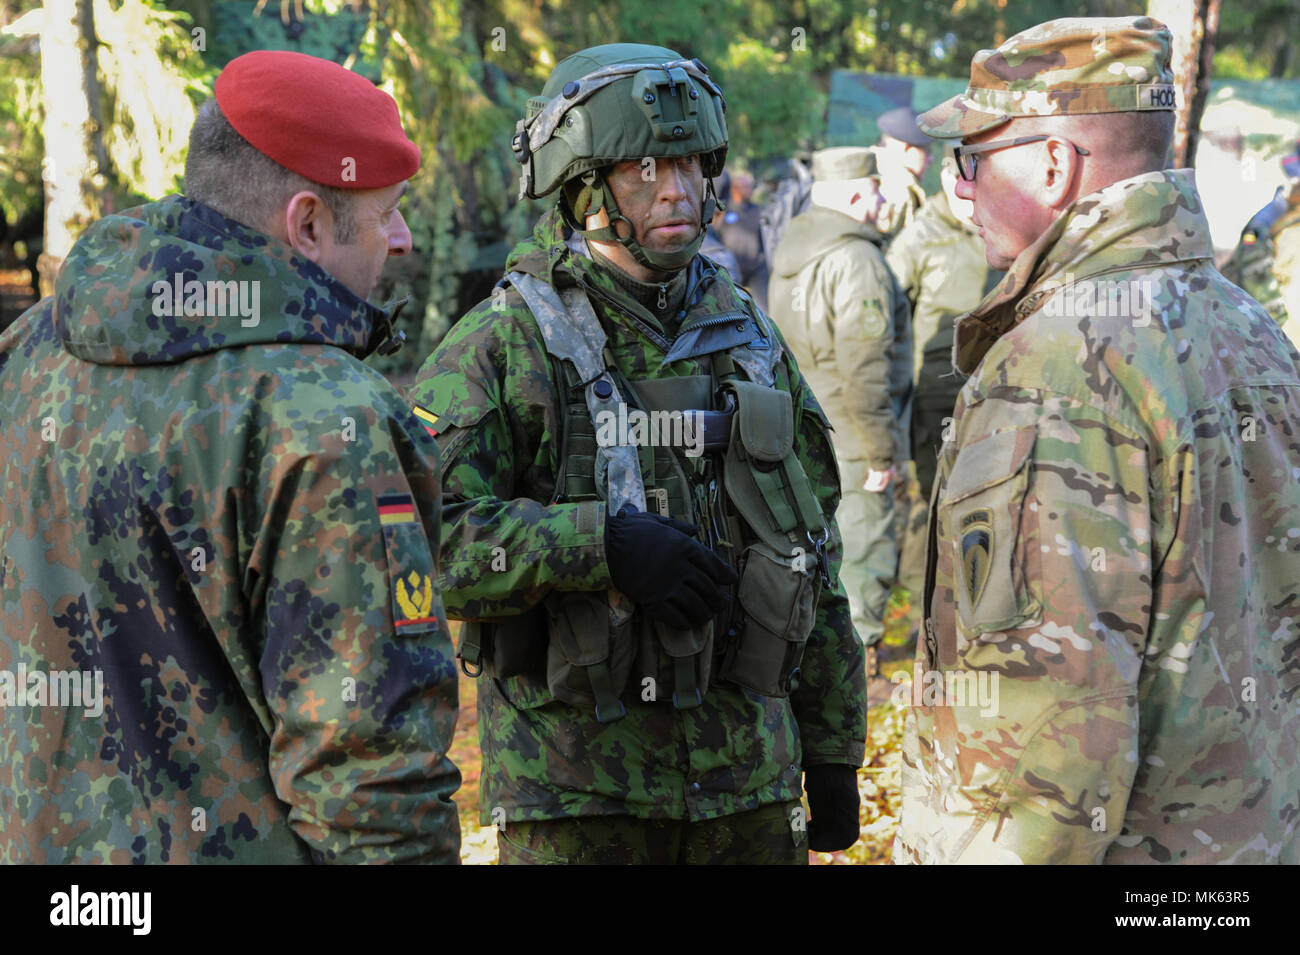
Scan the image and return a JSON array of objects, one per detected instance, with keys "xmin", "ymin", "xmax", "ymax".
[
  {"xmin": 672, "ymin": 687, "xmax": 703, "ymax": 709},
  {"xmin": 646, "ymin": 487, "xmax": 670, "ymax": 518},
  {"xmin": 596, "ymin": 699, "xmax": 627, "ymax": 723},
  {"xmin": 808, "ymin": 528, "xmax": 831, "ymax": 588}
]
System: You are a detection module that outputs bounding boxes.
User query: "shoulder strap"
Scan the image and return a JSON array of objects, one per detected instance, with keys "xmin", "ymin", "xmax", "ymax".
[{"xmin": 507, "ymin": 271, "xmax": 647, "ymax": 515}]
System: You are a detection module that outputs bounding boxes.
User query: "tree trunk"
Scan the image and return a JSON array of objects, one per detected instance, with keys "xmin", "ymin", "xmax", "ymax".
[
  {"xmin": 1148, "ymin": 0, "xmax": 1219, "ymax": 169},
  {"xmin": 1272, "ymin": 4, "xmax": 1297, "ymax": 79},
  {"xmin": 38, "ymin": 0, "xmax": 105, "ymax": 297}
]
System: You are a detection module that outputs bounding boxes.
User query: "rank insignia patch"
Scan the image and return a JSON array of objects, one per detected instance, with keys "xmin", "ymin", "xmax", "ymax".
[
  {"xmin": 412, "ymin": 404, "xmax": 440, "ymax": 437},
  {"xmin": 395, "ymin": 570, "xmax": 437, "ymax": 629}
]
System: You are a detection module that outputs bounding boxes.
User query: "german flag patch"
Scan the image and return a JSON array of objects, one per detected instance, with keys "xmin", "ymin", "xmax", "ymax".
[
  {"xmin": 378, "ymin": 492, "xmax": 417, "ymax": 526},
  {"xmin": 412, "ymin": 404, "xmax": 440, "ymax": 437}
]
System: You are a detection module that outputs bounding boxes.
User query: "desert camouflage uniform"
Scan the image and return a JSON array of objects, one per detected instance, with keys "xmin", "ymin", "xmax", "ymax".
[
  {"xmin": 768, "ymin": 204, "xmax": 912, "ymax": 649},
  {"xmin": 0, "ymin": 195, "xmax": 461, "ymax": 864},
  {"xmin": 410, "ymin": 208, "xmax": 864, "ymax": 849},
  {"xmin": 894, "ymin": 168, "xmax": 1300, "ymax": 864}
]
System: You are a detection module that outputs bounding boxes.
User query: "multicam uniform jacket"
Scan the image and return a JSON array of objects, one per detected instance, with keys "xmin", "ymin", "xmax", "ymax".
[
  {"xmin": 894, "ymin": 169, "xmax": 1300, "ymax": 864},
  {"xmin": 411, "ymin": 207, "xmax": 866, "ymax": 824},
  {"xmin": 0, "ymin": 195, "xmax": 461, "ymax": 863}
]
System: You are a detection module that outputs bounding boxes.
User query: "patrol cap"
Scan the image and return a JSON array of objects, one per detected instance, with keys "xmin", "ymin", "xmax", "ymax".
[
  {"xmin": 918, "ymin": 16, "xmax": 1176, "ymax": 140},
  {"xmin": 811, "ymin": 147, "xmax": 877, "ymax": 182},
  {"xmin": 878, "ymin": 107, "xmax": 929, "ymax": 148},
  {"xmin": 215, "ymin": 50, "xmax": 420, "ymax": 189}
]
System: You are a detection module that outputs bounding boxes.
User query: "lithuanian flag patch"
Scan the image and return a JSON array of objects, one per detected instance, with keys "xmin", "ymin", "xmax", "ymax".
[
  {"xmin": 378, "ymin": 492, "xmax": 417, "ymax": 526},
  {"xmin": 412, "ymin": 404, "xmax": 440, "ymax": 437}
]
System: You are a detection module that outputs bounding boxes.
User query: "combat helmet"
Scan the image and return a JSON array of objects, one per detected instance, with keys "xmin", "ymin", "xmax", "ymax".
[{"xmin": 512, "ymin": 43, "xmax": 728, "ymax": 271}]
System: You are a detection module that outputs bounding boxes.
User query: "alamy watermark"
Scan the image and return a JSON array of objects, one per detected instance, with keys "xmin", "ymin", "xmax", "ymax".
[
  {"xmin": 595, "ymin": 403, "xmax": 704, "ymax": 458},
  {"xmin": 49, "ymin": 885, "xmax": 150, "ymax": 935},
  {"xmin": 150, "ymin": 274, "xmax": 261, "ymax": 327},
  {"xmin": 890, "ymin": 663, "xmax": 999, "ymax": 716},
  {"xmin": 1042, "ymin": 273, "xmax": 1155, "ymax": 327},
  {"xmin": 0, "ymin": 665, "xmax": 103, "ymax": 717}
]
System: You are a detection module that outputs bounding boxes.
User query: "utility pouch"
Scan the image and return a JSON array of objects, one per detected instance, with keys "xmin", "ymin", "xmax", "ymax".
[
  {"xmin": 721, "ymin": 380, "xmax": 824, "ymax": 557},
  {"xmin": 633, "ymin": 617, "xmax": 713, "ymax": 709},
  {"xmin": 721, "ymin": 542, "xmax": 820, "ymax": 697},
  {"xmin": 544, "ymin": 589, "xmax": 637, "ymax": 721}
]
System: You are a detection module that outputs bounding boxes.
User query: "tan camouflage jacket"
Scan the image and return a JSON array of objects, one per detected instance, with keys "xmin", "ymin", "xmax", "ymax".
[
  {"xmin": 768, "ymin": 206, "xmax": 912, "ymax": 470},
  {"xmin": 894, "ymin": 169, "xmax": 1300, "ymax": 864}
]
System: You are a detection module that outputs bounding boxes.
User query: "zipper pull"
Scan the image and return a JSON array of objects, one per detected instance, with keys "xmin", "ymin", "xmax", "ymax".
[
  {"xmin": 924, "ymin": 618, "xmax": 938, "ymax": 665},
  {"xmin": 657, "ymin": 284, "xmax": 667, "ymax": 311}
]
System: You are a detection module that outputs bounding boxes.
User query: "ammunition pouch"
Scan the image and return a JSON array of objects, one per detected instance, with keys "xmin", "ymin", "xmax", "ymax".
[
  {"xmin": 715, "ymin": 376, "xmax": 828, "ymax": 697},
  {"xmin": 723, "ymin": 542, "xmax": 818, "ymax": 696},
  {"xmin": 635, "ymin": 617, "xmax": 713, "ymax": 709},
  {"xmin": 544, "ymin": 589, "xmax": 638, "ymax": 721}
]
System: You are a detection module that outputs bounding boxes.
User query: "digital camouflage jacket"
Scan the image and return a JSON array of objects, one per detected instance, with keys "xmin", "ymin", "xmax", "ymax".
[
  {"xmin": 894, "ymin": 169, "xmax": 1300, "ymax": 864},
  {"xmin": 0, "ymin": 195, "xmax": 460, "ymax": 863},
  {"xmin": 411, "ymin": 207, "xmax": 866, "ymax": 824}
]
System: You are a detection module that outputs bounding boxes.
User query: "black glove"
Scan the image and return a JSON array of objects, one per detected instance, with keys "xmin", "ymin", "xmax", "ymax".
[
  {"xmin": 604, "ymin": 503, "xmax": 737, "ymax": 630},
  {"xmin": 805, "ymin": 764, "xmax": 860, "ymax": 852}
]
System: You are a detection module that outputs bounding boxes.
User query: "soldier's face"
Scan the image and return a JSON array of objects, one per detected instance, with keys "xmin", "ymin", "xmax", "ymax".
[
  {"xmin": 318, "ymin": 181, "xmax": 412, "ymax": 302},
  {"xmin": 954, "ymin": 126, "xmax": 1051, "ymax": 271},
  {"xmin": 602, "ymin": 155, "xmax": 704, "ymax": 253}
]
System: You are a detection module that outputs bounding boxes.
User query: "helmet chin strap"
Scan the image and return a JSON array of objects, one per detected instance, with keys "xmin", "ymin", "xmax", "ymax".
[{"xmin": 566, "ymin": 169, "xmax": 718, "ymax": 273}]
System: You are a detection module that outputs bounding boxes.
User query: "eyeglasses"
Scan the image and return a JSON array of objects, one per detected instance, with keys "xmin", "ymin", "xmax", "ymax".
[{"xmin": 953, "ymin": 135, "xmax": 1090, "ymax": 181}]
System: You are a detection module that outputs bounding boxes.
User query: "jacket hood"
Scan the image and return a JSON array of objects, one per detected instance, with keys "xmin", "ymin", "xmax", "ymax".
[
  {"xmin": 771, "ymin": 205, "xmax": 884, "ymax": 278},
  {"xmin": 54, "ymin": 194, "xmax": 387, "ymax": 365},
  {"xmin": 954, "ymin": 169, "xmax": 1214, "ymax": 374}
]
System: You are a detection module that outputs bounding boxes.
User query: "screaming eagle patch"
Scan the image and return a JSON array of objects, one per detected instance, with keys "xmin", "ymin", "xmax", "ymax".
[{"xmin": 960, "ymin": 507, "xmax": 993, "ymax": 610}]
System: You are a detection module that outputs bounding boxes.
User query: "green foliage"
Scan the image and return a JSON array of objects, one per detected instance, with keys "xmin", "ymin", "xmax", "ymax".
[
  {"xmin": 1216, "ymin": 0, "xmax": 1300, "ymax": 80},
  {"xmin": 0, "ymin": 5, "xmax": 44, "ymax": 223},
  {"xmin": 716, "ymin": 39, "xmax": 822, "ymax": 162},
  {"xmin": 95, "ymin": 0, "xmax": 212, "ymax": 202},
  {"xmin": 203, "ymin": 0, "xmax": 376, "ymax": 73}
]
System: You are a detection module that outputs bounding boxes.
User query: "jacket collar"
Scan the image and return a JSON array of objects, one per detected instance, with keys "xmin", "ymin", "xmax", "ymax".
[{"xmin": 952, "ymin": 168, "xmax": 1213, "ymax": 374}]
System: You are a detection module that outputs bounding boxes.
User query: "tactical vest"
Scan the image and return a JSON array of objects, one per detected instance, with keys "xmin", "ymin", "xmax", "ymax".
[{"xmin": 458, "ymin": 270, "xmax": 833, "ymax": 721}]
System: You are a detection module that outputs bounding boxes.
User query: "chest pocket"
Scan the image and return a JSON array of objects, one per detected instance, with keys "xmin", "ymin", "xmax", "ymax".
[{"xmin": 937, "ymin": 427, "xmax": 1040, "ymax": 635}]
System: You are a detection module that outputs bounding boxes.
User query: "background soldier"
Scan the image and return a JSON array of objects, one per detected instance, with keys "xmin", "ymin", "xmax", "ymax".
[
  {"xmin": 0, "ymin": 51, "xmax": 461, "ymax": 864},
  {"xmin": 768, "ymin": 147, "xmax": 912, "ymax": 705},
  {"xmin": 1223, "ymin": 142, "xmax": 1300, "ymax": 349},
  {"xmin": 412, "ymin": 44, "xmax": 865, "ymax": 865},
  {"xmin": 718, "ymin": 169, "xmax": 769, "ymax": 309},
  {"xmin": 701, "ymin": 169, "xmax": 743, "ymax": 278},
  {"xmin": 887, "ymin": 156, "xmax": 1002, "ymax": 648},
  {"xmin": 894, "ymin": 16, "xmax": 1300, "ymax": 864},
  {"xmin": 873, "ymin": 107, "xmax": 933, "ymax": 241}
]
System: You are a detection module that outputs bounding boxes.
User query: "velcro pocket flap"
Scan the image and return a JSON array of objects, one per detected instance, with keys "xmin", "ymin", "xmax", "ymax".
[
  {"xmin": 654, "ymin": 619, "xmax": 711, "ymax": 658},
  {"xmin": 730, "ymin": 380, "xmax": 793, "ymax": 462},
  {"xmin": 544, "ymin": 592, "xmax": 609, "ymax": 666},
  {"xmin": 944, "ymin": 427, "xmax": 1036, "ymax": 504}
]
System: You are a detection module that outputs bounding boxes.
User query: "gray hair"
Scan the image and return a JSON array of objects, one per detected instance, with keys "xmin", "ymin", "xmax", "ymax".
[{"xmin": 183, "ymin": 98, "xmax": 358, "ymax": 242}]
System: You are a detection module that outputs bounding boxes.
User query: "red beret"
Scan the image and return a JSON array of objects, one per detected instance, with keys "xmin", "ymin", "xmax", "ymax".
[{"xmin": 214, "ymin": 50, "xmax": 419, "ymax": 189}]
